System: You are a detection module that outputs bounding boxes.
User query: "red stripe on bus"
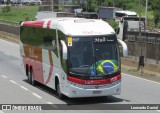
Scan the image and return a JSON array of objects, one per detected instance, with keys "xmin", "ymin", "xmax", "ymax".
[
  {"xmin": 67, "ymin": 74, "xmax": 121, "ymax": 85},
  {"xmin": 47, "ymin": 20, "xmax": 51, "ymax": 29},
  {"xmin": 23, "ymin": 21, "xmax": 45, "ymax": 28}
]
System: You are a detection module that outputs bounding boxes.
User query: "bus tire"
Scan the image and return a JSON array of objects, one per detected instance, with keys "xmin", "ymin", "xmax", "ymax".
[
  {"xmin": 28, "ymin": 69, "xmax": 32, "ymax": 84},
  {"xmin": 55, "ymin": 79, "xmax": 64, "ymax": 99},
  {"xmin": 29, "ymin": 68, "xmax": 36, "ymax": 86}
]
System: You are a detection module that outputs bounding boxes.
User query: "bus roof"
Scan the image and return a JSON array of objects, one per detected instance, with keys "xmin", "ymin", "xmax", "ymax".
[
  {"xmin": 122, "ymin": 16, "xmax": 145, "ymax": 21},
  {"xmin": 21, "ymin": 18, "xmax": 115, "ymax": 36},
  {"xmin": 115, "ymin": 10, "xmax": 137, "ymax": 16}
]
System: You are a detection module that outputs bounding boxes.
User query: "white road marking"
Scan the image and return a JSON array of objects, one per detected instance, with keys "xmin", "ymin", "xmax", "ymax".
[
  {"xmin": 156, "ymin": 110, "xmax": 160, "ymax": 112},
  {"xmin": 20, "ymin": 86, "xmax": 28, "ymax": 91},
  {"xmin": 9, "ymin": 80, "xmax": 17, "ymax": 84},
  {"xmin": 32, "ymin": 93, "xmax": 42, "ymax": 99},
  {"xmin": 0, "ymin": 110, "xmax": 4, "ymax": 113},
  {"xmin": 122, "ymin": 73, "xmax": 160, "ymax": 85},
  {"xmin": 47, "ymin": 102, "xmax": 53, "ymax": 104},
  {"xmin": 3, "ymin": 53, "xmax": 10, "ymax": 56},
  {"xmin": 1, "ymin": 75, "xmax": 7, "ymax": 78}
]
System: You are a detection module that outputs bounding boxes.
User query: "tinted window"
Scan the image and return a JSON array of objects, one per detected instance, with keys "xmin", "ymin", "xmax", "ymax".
[{"xmin": 20, "ymin": 26, "xmax": 57, "ymax": 51}]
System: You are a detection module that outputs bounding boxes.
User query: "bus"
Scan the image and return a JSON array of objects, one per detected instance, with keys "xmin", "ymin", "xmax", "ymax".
[
  {"xmin": 76, "ymin": 12, "xmax": 98, "ymax": 19},
  {"xmin": 115, "ymin": 10, "xmax": 138, "ymax": 18},
  {"xmin": 20, "ymin": 18, "xmax": 127, "ymax": 98},
  {"xmin": 35, "ymin": 12, "xmax": 74, "ymax": 20}
]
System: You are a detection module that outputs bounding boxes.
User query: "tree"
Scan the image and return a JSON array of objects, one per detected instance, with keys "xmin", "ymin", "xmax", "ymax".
[
  {"xmin": 72, "ymin": 0, "xmax": 77, "ymax": 5},
  {"xmin": 150, "ymin": 0, "xmax": 160, "ymax": 26},
  {"xmin": 81, "ymin": 0, "xmax": 97, "ymax": 12},
  {"xmin": 6, "ymin": 0, "xmax": 11, "ymax": 4},
  {"xmin": 87, "ymin": 0, "xmax": 97, "ymax": 12},
  {"xmin": 150, "ymin": 0, "xmax": 160, "ymax": 10},
  {"xmin": 153, "ymin": 10, "xmax": 160, "ymax": 27},
  {"xmin": 97, "ymin": 0, "xmax": 105, "ymax": 6},
  {"xmin": 2, "ymin": 0, "xmax": 11, "ymax": 13}
]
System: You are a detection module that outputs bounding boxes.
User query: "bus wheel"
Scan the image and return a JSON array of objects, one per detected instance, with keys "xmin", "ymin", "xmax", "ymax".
[
  {"xmin": 28, "ymin": 70, "xmax": 32, "ymax": 84},
  {"xmin": 56, "ymin": 80, "xmax": 64, "ymax": 99},
  {"xmin": 29, "ymin": 69, "xmax": 36, "ymax": 86}
]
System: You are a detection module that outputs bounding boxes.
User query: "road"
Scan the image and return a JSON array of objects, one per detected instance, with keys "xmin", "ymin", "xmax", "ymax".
[{"xmin": 0, "ymin": 39, "xmax": 160, "ymax": 113}]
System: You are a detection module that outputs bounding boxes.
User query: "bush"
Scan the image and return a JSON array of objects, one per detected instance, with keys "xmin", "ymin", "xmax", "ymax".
[
  {"xmin": 154, "ymin": 10, "xmax": 160, "ymax": 27},
  {"xmin": 156, "ymin": 23, "xmax": 160, "ymax": 29},
  {"xmin": 2, "ymin": 6, "xmax": 11, "ymax": 13},
  {"xmin": 107, "ymin": 19, "xmax": 119, "ymax": 29}
]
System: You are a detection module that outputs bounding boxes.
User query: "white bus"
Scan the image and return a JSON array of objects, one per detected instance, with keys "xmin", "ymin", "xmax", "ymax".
[
  {"xmin": 115, "ymin": 10, "xmax": 137, "ymax": 18},
  {"xmin": 20, "ymin": 18, "xmax": 127, "ymax": 98}
]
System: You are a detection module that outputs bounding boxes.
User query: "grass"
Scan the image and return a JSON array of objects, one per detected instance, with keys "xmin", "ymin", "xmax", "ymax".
[
  {"xmin": 0, "ymin": 6, "xmax": 39, "ymax": 25},
  {"xmin": 128, "ymin": 68, "xmax": 138, "ymax": 73}
]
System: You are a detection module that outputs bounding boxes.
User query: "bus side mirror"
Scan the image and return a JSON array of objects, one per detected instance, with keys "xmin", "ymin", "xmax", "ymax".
[
  {"xmin": 118, "ymin": 39, "xmax": 128, "ymax": 57},
  {"xmin": 60, "ymin": 40, "xmax": 68, "ymax": 60}
]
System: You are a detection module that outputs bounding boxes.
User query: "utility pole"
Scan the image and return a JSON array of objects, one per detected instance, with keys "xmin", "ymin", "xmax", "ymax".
[
  {"xmin": 113, "ymin": 0, "xmax": 115, "ymax": 7},
  {"xmin": 51, "ymin": 0, "xmax": 54, "ymax": 12},
  {"xmin": 85, "ymin": 0, "xmax": 87, "ymax": 12},
  {"xmin": 145, "ymin": 0, "xmax": 148, "ymax": 62},
  {"xmin": 145, "ymin": 0, "xmax": 148, "ymax": 26},
  {"xmin": 134, "ymin": 0, "xmax": 136, "ymax": 11},
  {"xmin": 139, "ymin": 0, "xmax": 142, "ymax": 34},
  {"xmin": 139, "ymin": 0, "xmax": 143, "ymax": 75}
]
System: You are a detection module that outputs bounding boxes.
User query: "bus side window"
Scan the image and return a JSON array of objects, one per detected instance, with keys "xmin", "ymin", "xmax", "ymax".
[
  {"xmin": 41, "ymin": 29, "xmax": 58, "ymax": 57},
  {"xmin": 58, "ymin": 30, "xmax": 67, "ymax": 72}
]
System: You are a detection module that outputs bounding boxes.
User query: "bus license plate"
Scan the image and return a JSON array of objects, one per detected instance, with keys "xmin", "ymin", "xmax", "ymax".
[{"xmin": 93, "ymin": 91, "xmax": 102, "ymax": 94}]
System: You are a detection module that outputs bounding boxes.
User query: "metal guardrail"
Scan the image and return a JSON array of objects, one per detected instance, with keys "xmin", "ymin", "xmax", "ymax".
[
  {"xmin": 126, "ymin": 31, "xmax": 160, "ymax": 44},
  {"xmin": 0, "ymin": 19, "xmax": 19, "ymax": 26},
  {"xmin": 0, "ymin": 23, "xmax": 20, "ymax": 35}
]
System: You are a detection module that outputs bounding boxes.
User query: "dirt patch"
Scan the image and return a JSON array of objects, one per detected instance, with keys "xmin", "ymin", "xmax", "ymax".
[
  {"xmin": 121, "ymin": 64, "xmax": 160, "ymax": 83},
  {"xmin": 0, "ymin": 31, "xmax": 19, "ymax": 44}
]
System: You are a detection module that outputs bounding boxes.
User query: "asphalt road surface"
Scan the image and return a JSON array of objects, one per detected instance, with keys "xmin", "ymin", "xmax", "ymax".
[{"xmin": 0, "ymin": 39, "xmax": 160, "ymax": 113}]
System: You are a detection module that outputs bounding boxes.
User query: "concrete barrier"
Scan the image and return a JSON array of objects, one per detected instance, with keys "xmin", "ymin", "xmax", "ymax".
[
  {"xmin": 0, "ymin": 31, "xmax": 19, "ymax": 43},
  {"xmin": 0, "ymin": 23, "xmax": 20, "ymax": 35},
  {"xmin": 121, "ymin": 57, "xmax": 160, "ymax": 76}
]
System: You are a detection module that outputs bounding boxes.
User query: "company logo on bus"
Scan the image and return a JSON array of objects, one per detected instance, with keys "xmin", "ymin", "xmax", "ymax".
[
  {"xmin": 29, "ymin": 48, "xmax": 38, "ymax": 59},
  {"xmin": 84, "ymin": 80, "xmax": 100, "ymax": 85}
]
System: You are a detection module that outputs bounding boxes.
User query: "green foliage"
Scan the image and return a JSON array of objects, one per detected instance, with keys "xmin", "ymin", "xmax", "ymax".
[
  {"xmin": 150, "ymin": 0, "xmax": 160, "ymax": 10},
  {"xmin": 149, "ymin": 0, "xmax": 160, "ymax": 26},
  {"xmin": 154, "ymin": 10, "xmax": 160, "ymax": 27},
  {"xmin": 81, "ymin": 0, "xmax": 97, "ymax": 12},
  {"xmin": 2, "ymin": 6, "xmax": 11, "ymax": 13},
  {"xmin": 97, "ymin": 0, "xmax": 105, "ymax": 6},
  {"xmin": 107, "ymin": 19, "xmax": 119, "ymax": 29},
  {"xmin": 72, "ymin": 0, "xmax": 76, "ymax": 5},
  {"xmin": 87, "ymin": 0, "xmax": 97, "ymax": 12},
  {"xmin": 0, "ymin": 6, "xmax": 39, "ymax": 24}
]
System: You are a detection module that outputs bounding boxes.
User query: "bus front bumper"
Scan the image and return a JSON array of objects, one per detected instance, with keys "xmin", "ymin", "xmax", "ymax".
[{"xmin": 64, "ymin": 82, "xmax": 121, "ymax": 98}]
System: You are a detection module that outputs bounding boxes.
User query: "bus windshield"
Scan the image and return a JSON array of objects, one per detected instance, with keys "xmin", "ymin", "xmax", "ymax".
[{"xmin": 68, "ymin": 35, "xmax": 120, "ymax": 76}]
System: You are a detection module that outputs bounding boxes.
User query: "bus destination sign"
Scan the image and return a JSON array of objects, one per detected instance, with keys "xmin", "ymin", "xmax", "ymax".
[{"xmin": 93, "ymin": 37, "xmax": 116, "ymax": 43}]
